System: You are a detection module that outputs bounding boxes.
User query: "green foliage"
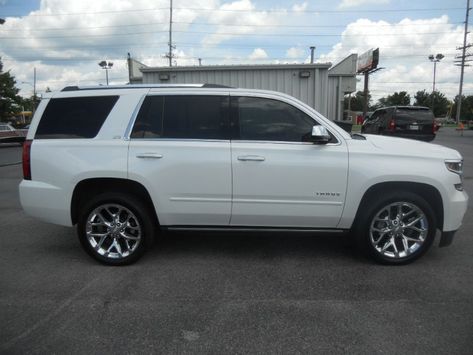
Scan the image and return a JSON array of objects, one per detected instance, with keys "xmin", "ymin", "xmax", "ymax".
[
  {"xmin": 378, "ymin": 91, "xmax": 411, "ymax": 107},
  {"xmin": 413, "ymin": 90, "xmax": 451, "ymax": 117},
  {"xmin": 452, "ymin": 95, "xmax": 473, "ymax": 121},
  {"xmin": 344, "ymin": 91, "xmax": 372, "ymax": 112},
  {"xmin": 0, "ymin": 58, "xmax": 24, "ymax": 120}
]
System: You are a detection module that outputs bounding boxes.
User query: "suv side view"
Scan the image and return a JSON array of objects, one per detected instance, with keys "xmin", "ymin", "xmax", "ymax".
[
  {"xmin": 20, "ymin": 85, "xmax": 468, "ymax": 265},
  {"xmin": 361, "ymin": 106, "xmax": 437, "ymax": 142}
]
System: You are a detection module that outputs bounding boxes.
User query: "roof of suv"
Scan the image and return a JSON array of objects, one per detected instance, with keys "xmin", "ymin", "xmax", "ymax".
[{"xmin": 61, "ymin": 83, "xmax": 233, "ymax": 91}]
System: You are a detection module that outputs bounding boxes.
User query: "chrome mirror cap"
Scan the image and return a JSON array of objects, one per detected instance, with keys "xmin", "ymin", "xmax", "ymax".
[{"xmin": 311, "ymin": 125, "xmax": 331, "ymax": 144}]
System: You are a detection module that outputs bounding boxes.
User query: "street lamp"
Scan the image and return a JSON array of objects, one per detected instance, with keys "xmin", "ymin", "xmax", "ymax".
[
  {"xmin": 428, "ymin": 53, "xmax": 444, "ymax": 112},
  {"xmin": 428, "ymin": 53, "xmax": 444, "ymax": 92},
  {"xmin": 98, "ymin": 60, "xmax": 113, "ymax": 85}
]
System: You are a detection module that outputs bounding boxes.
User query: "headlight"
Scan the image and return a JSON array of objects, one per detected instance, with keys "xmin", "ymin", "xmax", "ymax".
[{"xmin": 445, "ymin": 160, "xmax": 463, "ymax": 175}]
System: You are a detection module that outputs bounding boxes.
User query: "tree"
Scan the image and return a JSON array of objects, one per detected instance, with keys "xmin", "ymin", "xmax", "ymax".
[
  {"xmin": 413, "ymin": 90, "xmax": 451, "ymax": 117},
  {"xmin": 0, "ymin": 58, "xmax": 23, "ymax": 121},
  {"xmin": 377, "ymin": 91, "xmax": 411, "ymax": 107},
  {"xmin": 451, "ymin": 95, "xmax": 473, "ymax": 121},
  {"xmin": 344, "ymin": 91, "xmax": 372, "ymax": 111}
]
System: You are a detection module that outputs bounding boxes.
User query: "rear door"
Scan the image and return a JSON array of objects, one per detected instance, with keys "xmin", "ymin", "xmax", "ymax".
[
  {"xmin": 229, "ymin": 95, "xmax": 348, "ymax": 228},
  {"xmin": 128, "ymin": 92, "xmax": 232, "ymax": 226}
]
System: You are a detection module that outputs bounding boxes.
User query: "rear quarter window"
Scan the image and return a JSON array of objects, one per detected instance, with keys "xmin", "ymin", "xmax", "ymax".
[{"xmin": 35, "ymin": 96, "xmax": 119, "ymax": 139}]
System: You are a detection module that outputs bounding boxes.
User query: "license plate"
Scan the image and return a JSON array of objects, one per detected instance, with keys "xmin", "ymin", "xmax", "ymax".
[{"xmin": 409, "ymin": 125, "xmax": 419, "ymax": 130}]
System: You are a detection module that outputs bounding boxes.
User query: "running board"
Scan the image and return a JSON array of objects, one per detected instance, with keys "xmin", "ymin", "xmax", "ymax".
[{"xmin": 162, "ymin": 226, "xmax": 347, "ymax": 234}]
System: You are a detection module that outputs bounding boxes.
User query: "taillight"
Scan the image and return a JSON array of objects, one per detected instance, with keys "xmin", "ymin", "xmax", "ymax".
[
  {"xmin": 22, "ymin": 139, "xmax": 32, "ymax": 180},
  {"xmin": 388, "ymin": 119, "xmax": 396, "ymax": 131}
]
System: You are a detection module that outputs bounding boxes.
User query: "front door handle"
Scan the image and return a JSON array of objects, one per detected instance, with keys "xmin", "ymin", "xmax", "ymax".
[
  {"xmin": 136, "ymin": 153, "xmax": 163, "ymax": 159},
  {"xmin": 237, "ymin": 155, "xmax": 265, "ymax": 162}
]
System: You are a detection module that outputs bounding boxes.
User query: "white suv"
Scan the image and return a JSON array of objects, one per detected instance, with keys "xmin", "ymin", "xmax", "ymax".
[{"xmin": 19, "ymin": 84, "xmax": 468, "ymax": 265}]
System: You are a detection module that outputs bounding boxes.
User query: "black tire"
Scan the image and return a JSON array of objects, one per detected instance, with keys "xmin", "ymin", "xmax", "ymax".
[
  {"xmin": 77, "ymin": 192, "xmax": 155, "ymax": 265},
  {"xmin": 355, "ymin": 191, "xmax": 437, "ymax": 265}
]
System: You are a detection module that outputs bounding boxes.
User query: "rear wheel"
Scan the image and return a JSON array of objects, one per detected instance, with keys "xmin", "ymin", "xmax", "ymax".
[
  {"xmin": 77, "ymin": 192, "xmax": 154, "ymax": 265},
  {"xmin": 356, "ymin": 192, "xmax": 437, "ymax": 264}
]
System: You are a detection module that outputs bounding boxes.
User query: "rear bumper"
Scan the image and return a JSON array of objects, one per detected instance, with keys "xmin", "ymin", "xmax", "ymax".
[{"xmin": 19, "ymin": 179, "xmax": 73, "ymax": 226}]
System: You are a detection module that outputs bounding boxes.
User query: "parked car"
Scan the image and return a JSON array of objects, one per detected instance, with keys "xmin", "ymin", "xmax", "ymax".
[
  {"xmin": 19, "ymin": 85, "xmax": 468, "ymax": 265},
  {"xmin": 361, "ymin": 106, "xmax": 436, "ymax": 141},
  {"xmin": 0, "ymin": 123, "xmax": 27, "ymax": 144}
]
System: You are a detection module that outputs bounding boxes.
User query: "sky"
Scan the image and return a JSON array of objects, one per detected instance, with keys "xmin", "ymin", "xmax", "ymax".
[{"xmin": 0, "ymin": 0, "xmax": 471, "ymax": 107}]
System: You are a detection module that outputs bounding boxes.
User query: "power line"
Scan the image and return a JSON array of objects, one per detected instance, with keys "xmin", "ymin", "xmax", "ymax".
[
  {"xmin": 0, "ymin": 29, "xmax": 463, "ymax": 40},
  {"xmin": 3, "ymin": 6, "xmax": 464, "ymax": 17},
  {"xmin": 0, "ymin": 21, "xmax": 463, "ymax": 32}
]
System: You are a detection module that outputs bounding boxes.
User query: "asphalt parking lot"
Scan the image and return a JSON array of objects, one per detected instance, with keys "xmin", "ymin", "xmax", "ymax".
[{"xmin": 1, "ymin": 128, "xmax": 472, "ymax": 354}]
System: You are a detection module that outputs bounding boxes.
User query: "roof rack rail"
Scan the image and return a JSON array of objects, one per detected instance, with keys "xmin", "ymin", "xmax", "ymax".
[{"xmin": 61, "ymin": 83, "xmax": 233, "ymax": 92}]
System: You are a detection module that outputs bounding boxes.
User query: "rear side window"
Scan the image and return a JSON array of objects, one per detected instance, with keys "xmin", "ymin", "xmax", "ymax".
[
  {"xmin": 35, "ymin": 96, "xmax": 119, "ymax": 139},
  {"xmin": 131, "ymin": 95, "xmax": 229, "ymax": 139}
]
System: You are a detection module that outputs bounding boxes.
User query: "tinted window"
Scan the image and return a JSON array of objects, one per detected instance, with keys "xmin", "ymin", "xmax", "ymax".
[
  {"xmin": 131, "ymin": 95, "xmax": 229, "ymax": 139},
  {"xmin": 395, "ymin": 108, "xmax": 434, "ymax": 122},
  {"xmin": 130, "ymin": 96, "xmax": 164, "ymax": 139},
  {"xmin": 35, "ymin": 96, "xmax": 118, "ymax": 139},
  {"xmin": 236, "ymin": 97, "xmax": 314, "ymax": 142}
]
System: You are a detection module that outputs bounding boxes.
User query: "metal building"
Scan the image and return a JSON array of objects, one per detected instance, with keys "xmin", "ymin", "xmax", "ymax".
[{"xmin": 128, "ymin": 54, "xmax": 357, "ymax": 121}]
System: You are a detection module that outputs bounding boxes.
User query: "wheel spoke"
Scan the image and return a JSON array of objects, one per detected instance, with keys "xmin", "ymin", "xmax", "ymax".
[
  {"xmin": 406, "ymin": 216, "xmax": 423, "ymax": 227},
  {"xmin": 401, "ymin": 236, "xmax": 410, "ymax": 253}
]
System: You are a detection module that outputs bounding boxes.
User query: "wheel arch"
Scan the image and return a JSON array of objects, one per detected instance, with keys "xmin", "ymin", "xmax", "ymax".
[
  {"xmin": 353, "ymin": 181, "xmax": 444, "ymax": 230},
  {"xmin": 71, "ymin": 177, "xmax": 159, "ymax": 226}
]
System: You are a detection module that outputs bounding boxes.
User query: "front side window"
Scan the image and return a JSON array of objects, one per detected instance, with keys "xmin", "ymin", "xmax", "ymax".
[
  {"xmin": 131, "ymin": 95, "xmax": 229, "ymax": 140},
  {"xmin": 235, "ymin": 97, "xmax": 315, "ymax": 142},
  {"xmin": 35, "ymin": 96, "xmax": 119, "ymax": 139}
]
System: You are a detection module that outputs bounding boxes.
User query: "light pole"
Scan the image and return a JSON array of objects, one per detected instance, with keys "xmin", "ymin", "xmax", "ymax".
[
  {"xmin": 428, "ymin": 53, "xmax": 444, "ymax": 113},
  {"xmin": 98, "ymin": 60, "xmax": 113, "ymax": 85}
]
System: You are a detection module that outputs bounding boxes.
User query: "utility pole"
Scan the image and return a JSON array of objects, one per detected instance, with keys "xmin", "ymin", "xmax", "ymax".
[
  {"xmin": 455, "ymin": 0, "xmax": 472, "ymax": 123},
  {"xmin": 165, "ymin": 0, "xmax": 175, "ymax": 67}
]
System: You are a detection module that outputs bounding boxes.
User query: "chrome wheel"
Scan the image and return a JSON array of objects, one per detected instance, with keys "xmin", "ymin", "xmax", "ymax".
[
  {"xmin": 369, "ymin": 202, "xmax": 428, "ymax": 259},
  {"xmin": 86, "ymin": 204, "xmax": 142, "ymax": 259}
]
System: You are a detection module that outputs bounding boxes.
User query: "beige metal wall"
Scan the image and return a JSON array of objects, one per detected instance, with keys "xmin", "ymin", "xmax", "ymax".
[{"xmin": 141, "ymin": 64, "xmax": 331, "ymax": 116}]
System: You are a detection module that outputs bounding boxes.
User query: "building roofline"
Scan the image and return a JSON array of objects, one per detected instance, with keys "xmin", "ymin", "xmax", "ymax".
[{"xmin": 140, "ymin": 63, "xmax": 332, "ymax": 73}]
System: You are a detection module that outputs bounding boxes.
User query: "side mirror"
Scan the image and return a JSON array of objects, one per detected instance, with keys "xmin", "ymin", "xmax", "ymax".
[{"xmin": 309, "ymin": 125, "xmax": 331, "ymax": 144}]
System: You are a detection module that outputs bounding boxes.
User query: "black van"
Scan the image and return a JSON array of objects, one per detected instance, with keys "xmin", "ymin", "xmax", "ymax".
[{"xmin": 361, "ymin": 106, "xmax": 436, "ymax": 141}]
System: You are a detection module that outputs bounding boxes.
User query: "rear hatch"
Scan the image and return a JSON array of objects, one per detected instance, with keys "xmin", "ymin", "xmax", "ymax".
[{"xmin": 393, "ymin": 107, "xmax": 434, "ymax": 135}]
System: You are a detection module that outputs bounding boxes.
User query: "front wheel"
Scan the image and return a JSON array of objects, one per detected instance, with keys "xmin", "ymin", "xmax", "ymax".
[
  {"xmin": 356, "ymin": 192, "xmax": 437, "ymax": 265},
  {"xmin": 77, "ymin": 193, "xmax": 155, "ymax": 265}
]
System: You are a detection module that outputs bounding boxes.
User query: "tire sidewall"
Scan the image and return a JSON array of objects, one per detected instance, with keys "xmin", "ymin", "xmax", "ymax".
[
  {"xmin": 77, "ymin": 192, "xmax": 154, "ymax": 265},
  {"xmin": 356, "ymin": 191, "xmax": 437, "ymax": 265}
]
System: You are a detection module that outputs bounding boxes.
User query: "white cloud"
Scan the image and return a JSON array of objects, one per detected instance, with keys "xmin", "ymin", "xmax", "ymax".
[
  {"xmin": 286, "ymin": 47, "xmax": 305, "ymax": 59},
  {"xmin": 248, "ymin": 48, "xmax": 268, "ymax": 60},
  {"xmin": 339, "ymin": 0, "xmax": 389, "ymax": 9},
  {"xmin": 319, "ymin": 16, "xmax": 466, "ymax": 101},
  {"xmin": 201, "ymin": 0, "xmax": 285, "ymax": 46},
  {"xmin": 292, "ymin": 2, "xmax": 308, "ymax": 12}
]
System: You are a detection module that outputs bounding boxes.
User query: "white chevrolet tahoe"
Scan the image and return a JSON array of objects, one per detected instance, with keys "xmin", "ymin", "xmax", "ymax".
[{"xmin": 19, "ymin": 84, "xmax": 468, "ymax": 265}]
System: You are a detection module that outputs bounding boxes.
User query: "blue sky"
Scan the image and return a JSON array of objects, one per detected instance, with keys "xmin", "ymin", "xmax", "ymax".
[{"xmin": 0, "ymin": 0, "xmax": 470, "ymax": 106}]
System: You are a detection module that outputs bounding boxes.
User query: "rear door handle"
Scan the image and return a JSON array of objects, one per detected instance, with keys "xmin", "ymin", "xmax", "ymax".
[
  {"xmin": 136, "ymin": 153, "xmax": 163, "ymax": 159},
  {"xmin": 237, "ymin": 155, "xmax": 265, "ymax": 162}
]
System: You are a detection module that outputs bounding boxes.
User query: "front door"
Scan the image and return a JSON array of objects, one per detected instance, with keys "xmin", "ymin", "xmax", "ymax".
[{"xmin": 230, "ymin": 96, "xmax": 348, "ymax": 228}]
